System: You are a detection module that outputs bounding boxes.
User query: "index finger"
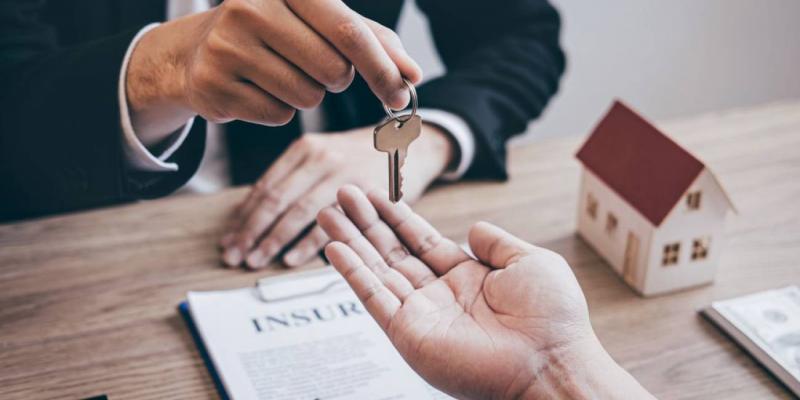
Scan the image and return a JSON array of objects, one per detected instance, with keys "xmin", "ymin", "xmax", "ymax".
[{"xmin": 286, "ymin": 0, "xmax": 420, "ymax": 109}]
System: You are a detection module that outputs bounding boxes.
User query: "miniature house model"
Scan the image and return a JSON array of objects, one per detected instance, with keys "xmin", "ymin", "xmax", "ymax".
[{"xmin": 575, "ymin": 101, "xmax": 736, "ymax": 297}]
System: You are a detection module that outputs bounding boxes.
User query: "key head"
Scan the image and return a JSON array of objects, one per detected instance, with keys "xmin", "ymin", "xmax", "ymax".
[{"xmin": 374, "ymin": 115, "xmax": 422, "ymax": 153}]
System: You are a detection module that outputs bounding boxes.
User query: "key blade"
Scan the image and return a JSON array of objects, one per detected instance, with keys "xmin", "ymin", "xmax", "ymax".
[
  {"xmin": 394, "ymin": 148, "xmax": 407, "ymax": 203},
  {"xmin": 388, "ymin": 150, "xmax": 400, "ymax": 203}
]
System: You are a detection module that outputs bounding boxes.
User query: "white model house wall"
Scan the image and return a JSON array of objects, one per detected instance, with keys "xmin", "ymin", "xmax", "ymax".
[
  {"xmin": 577, "ymin": 169, "xmax": 654, "ymax": 291},
  {"xmin": 643, "ymin": 169, "xmax": 729, "ymax": 295}
]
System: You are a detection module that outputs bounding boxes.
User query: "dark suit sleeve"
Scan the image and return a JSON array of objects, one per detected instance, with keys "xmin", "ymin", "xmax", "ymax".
[
  {"xmin": 415, "ymin": 0, "xmax": 565, "ymax": 180},
  {"xmin": 0, "ymin": 1, "xmax": 204, "ymax": 222}
]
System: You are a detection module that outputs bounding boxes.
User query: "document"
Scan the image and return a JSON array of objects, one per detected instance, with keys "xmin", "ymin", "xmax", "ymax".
[
  {"xmin": 185, "ymin": 268, "xmax": 453, "ymax": 400},
  {"xmin": 703, "ymin": 286, "xmax": 800, "ymax": 396}
]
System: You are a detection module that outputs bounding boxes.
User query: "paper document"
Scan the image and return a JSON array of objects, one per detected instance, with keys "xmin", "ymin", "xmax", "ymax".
[{"xmin": 186, "ymin": 268, "xmax": 453, "ymax": 400}]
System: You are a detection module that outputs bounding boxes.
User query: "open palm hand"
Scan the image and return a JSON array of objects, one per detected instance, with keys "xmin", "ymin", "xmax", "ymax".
[{"xmin": 317, "ymin": 186, "xmax": 603, "ymax": 399}]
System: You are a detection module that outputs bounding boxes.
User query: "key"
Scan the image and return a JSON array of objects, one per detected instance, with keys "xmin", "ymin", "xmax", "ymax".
[{"xmin": 374, "ymin": 115, "xmax": 422, "ymax": 203}]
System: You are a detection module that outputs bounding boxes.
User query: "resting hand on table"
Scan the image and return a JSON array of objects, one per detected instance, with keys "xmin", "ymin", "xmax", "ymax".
[
  {"xmin": 219, "ymin": 124, "xmax": 454, "ymax": 268},
  {"xmin": 317, "ymin": 186, "xmax": 655, "ymax": 400}
]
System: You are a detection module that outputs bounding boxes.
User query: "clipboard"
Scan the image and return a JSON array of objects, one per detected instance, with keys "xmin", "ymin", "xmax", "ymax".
[
  {"xmin": 179, "ymin": 301, "xmax": 229, "ymax": 400},
  {"xmin": 254, "ymin": 267, "xmax": 345, "ymax": 302},
  {"xmin": 178, "ymin": 267, "xmax": 346, "ymax": 400}
]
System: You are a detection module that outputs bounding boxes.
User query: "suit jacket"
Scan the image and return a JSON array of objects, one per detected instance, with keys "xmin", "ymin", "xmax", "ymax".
[{"xmin": 0, "ymin": 0, "xmax": 565, "ymax": 222}]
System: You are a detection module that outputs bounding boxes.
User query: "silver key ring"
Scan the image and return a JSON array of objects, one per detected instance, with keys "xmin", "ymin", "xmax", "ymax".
[{"xmin": 382, "ymin": 79, "xmax": 417, "ymax": 123}]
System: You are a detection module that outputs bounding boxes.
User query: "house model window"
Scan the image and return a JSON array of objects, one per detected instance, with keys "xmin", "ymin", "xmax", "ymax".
[
  {"xmin": 587, "ymin": 194, "xmax": 598, "ymax": 219},
  {"xmin": 662, "ymin": 242, "xmax": 680, "ymax": 266},
  {"xmin": 687, "ymin": 191, "xmax": 702, "ymax": 210},
  {"xmin": 692, "ymin": 237, "xmax": 710, "ymax": 260},
  {"xmin": 606, "ymin": 213, "xmax": 618, "ymax": 233}
]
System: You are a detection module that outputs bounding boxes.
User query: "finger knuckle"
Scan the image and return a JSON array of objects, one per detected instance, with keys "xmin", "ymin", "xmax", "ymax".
[
  {"xmin": 374, "ymin": 24, "xmax": 400, "ymax": 44},
  {"xmin": 268, "ymin": 229, "xmax": 292, "ymax": 246},
  {"xmin": 334, "ymin": 19, "xmax": 367, "ymax": 51},
  {"xmin": 251, "ymin": 105, "xmax": 272, "ymax": 125},
  {"xmin": 253, "ymin": 107, "xmax": 273, "ymax": 125},
  {"xmin": 204, "ymin": 112, "xmax": 230, "ymax": 124},
  {"xmin": 254, "ymin": 178, "xmax": 269, "ymax": 191},
  {"xmin": 260, "ymin": 191, "xmax": 284, "ymax": 212},
  {"xmin": 320, "ymin": 58, "xmax": 354, "ymax": 90},
  {"xmin": 222, "ymin": 0, "xmax": 259, "ymax": 21},
  {"xmin": 236, "ymin": 231, "xmax": 256, "ymax": 249},
  {"xmin": 361, "ymin": 284, "xmax": 381, "ymax": 304},
  {"xmin": 368, "ymin": 258, "xmax": 391, "ymax": 275},
  {"xmin": 262, "ymin": 103, "xmax": 296, "ymax": 126},
  {"xmin": 415, "ymin": 233, "xmax": 443, "ymax": 256},
  {"xmin": 204, "ymin": 31, "xmax": 235, "ymax": 58},
  {"xmin": 296, "ymin": 87, "xmax": 325, "ymax": 109},
  {"xmin": 385, "ymin": 246, "xmax": 410, "ymax": 267},
  {"xmin": 372, "ymin": 67, "xmax": 396, "ymax": 97}
]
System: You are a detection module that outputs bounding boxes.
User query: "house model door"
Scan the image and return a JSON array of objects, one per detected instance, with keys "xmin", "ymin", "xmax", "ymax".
[{"xmin": 623, "ymin": 232, "xmax": 640, "ymax": 286}]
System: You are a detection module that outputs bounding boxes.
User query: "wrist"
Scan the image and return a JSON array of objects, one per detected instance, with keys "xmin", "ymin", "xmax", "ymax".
[
  {"xmin": 125, "ymin": 14, "xmax": 207, "ymax": 144},
  {"xmin": 417, "ymin": 122, "xmax": 456, "ymax": 179},
  {"xmin": 518, "ymin": 336, "xmax": 654, "ymax": 400},
  {"xmin": 126, "ymin": 20, "xmax": 190, "ymax": 113}
]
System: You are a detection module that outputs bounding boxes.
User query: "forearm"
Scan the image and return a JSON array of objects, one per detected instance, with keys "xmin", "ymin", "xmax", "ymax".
[{"xmin": 519, "ymin": 338, "xmax": 655, "ymax": 400}]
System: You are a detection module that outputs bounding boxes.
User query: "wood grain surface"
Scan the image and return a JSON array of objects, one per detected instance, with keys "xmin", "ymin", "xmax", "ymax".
[{"xmin": 1, "ymin": 101, "xmax": 799, "ymax": 399}]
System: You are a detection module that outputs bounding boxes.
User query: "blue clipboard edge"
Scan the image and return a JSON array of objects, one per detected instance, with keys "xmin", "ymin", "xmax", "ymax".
[{"xmin": 178, "ymin": 301, "xmax": 231, "ymax": 400}]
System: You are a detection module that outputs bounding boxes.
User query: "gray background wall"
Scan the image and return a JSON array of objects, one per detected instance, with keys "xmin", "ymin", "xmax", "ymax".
[{"xmin": 396, "ymin": 1, "xmax": 800, "ymax": 141}]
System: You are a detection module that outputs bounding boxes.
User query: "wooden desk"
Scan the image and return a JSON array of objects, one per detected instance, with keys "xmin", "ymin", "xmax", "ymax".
[{"xmin": 1, "ymin": 101, "xmax": 799, "ymax": 399}]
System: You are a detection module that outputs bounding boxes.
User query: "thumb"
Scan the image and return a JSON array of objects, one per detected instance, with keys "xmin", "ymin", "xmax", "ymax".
[
  {"xmin": 468, "ymin": 221, "xmax": 535, "ymax": 269},
  {"xmin": 363, "ymin": 17, "xmax": 423, "ymax": 86}
]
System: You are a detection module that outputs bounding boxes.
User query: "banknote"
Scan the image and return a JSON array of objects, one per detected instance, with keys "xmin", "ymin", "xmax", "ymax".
[{"xmin": 713, "ymin": 286, "xmax": 800, "ymax": 381}]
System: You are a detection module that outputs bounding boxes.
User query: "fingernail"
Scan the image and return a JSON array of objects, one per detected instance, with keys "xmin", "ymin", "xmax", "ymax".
[
  {"xmin": 284, "ymin": 250, "xmax": 302, "ymax": 268},
  {"xmin": 223, "ymin": 248, "xmax": 242, "ymax": 267},
  {"xmin": 246, "ymin": 250, "xmax": 266, "ymax": 269}
]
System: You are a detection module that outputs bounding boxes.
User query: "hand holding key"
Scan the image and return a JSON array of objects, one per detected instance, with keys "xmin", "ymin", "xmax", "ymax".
[
  {"xmin": 125, "ymin": 0, "xmax": 423, "ymax": 145},
  {"xmin": 374, "ymin": 79, "xmax": 421, "ymax": 203}
]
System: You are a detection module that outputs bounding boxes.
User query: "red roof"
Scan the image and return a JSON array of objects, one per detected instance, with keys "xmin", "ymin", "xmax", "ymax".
[{"xmin": 576, "ymin": 101, "xmax": 705, "ymax": 226}]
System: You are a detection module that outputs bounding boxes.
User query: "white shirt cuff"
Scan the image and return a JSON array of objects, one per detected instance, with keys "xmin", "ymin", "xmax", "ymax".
[
  {"xmin": 119, "ymin": 23, "xmax": 194, "ymax": 173},
  {"xmin": 417, "ymin": 108, "xmax": 475, "ymax": 181}
]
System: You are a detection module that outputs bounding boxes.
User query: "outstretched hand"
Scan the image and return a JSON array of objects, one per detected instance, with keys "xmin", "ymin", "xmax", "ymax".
[{"xmin": 317, "ymin": 185, "xmax": 655, "ymax": 400}]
